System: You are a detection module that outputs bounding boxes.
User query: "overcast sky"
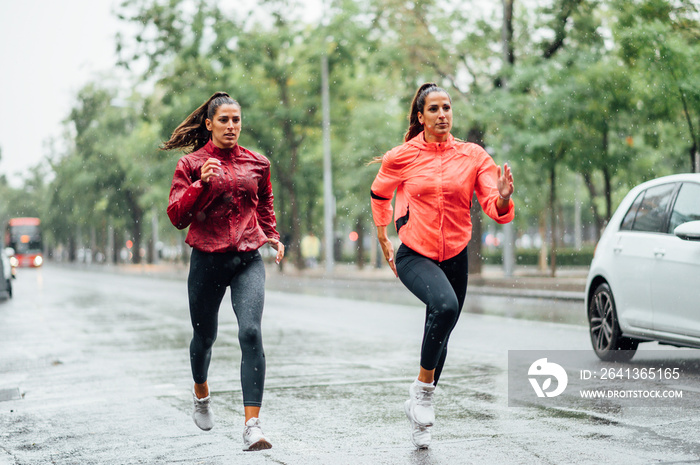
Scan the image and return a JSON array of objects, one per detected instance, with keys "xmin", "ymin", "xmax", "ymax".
[
  {"xmin": 1, "ymin": 0, "xmax": 502, "ymax": 188},
  {"xmin": 0, "ymin": 0, "xmax": 128, "ymax": 185},
  {"xmin": 0, "ymin": 0, "xmax": 324, "ymax": 187}
]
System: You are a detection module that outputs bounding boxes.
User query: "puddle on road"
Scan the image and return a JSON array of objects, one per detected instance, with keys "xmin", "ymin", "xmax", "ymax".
[
  {"xmin": 466, "ymin": 295, "xmax": 586, "ymax": 326},
  {"xmin": 0, "ymin": 388, "xmax": 21, "ymax": 402}
]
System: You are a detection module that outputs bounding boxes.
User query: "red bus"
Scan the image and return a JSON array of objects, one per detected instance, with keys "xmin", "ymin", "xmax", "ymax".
[{"xmin": 5, "ymin": 217, "xmax": 44, "ymax": 267}]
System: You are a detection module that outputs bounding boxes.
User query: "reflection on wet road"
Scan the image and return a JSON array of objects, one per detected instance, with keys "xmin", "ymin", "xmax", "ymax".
[{"xmin": 265, "ymin": 271, "xmax": 587, "ymax": 326}]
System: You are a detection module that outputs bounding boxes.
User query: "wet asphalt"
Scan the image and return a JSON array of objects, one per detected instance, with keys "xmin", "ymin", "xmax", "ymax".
[{"xmin": 2, "ymin": 264, "xmax": 700, "ymax": 464}]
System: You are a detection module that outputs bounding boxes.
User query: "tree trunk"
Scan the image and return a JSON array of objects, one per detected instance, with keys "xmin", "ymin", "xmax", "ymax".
[
  {"xmin": 466, "ymin": 126, "xmax": 485, "ymax": 275},
  {"xmin": 538, "ymin": 211, "xmax": 548, "ymax": 272},
  {"xmin": 468, "ymin": 197, "xmax": 483, "ymax": 275},
  {"xmin": 549, "ymin": 162, "xmax": 557, "ymax": 277},
  {"xmin": 150, "ymin": 207, "xmax": 159, "ymax": 264},
  {"xmin": 108, "ymin": 221, "xmax": 116, "ymax": 265},
  {"xmin": 288, "ymin": 185, "xmax": 302, "ymax": 271},
  {"xmin": 502, "ymin": 0, "xmax": 514, "ymax": 65},
  {"xmin": 356, "ymin": 216, "xmax": 365, "ymax": 270},
  {"xmin": 132, "ymin": 217, "xmax": 142, "ymax": 264},
  {"xmin": 543, "ymin": 0, "xmax": 583, "ymax": 59},
  {"xmin": 602, "ymin": 164, "xmax": 612, "ymax": 223},
  {"xmin": 277, "ymin": 79, "xmax": 303, "ymax": 271},
  {"xmin": 126, "ymin": 191, "xmax": 143, "ymax": 265},
  {"xmin": 582, "ymin": 171, "xmax": 604, "ymax": 240},
  {"xmin": 90, "ymin": 226, "xmax": 97, "ymax": 262},
  {"xmin": 76, "ymin": 224, "xmax": 84, "ymax": 263},
  {"xmin": 602, "ymin": 122, "xmax": 613, "ymax": 222},
  {"xmin": 574, "ymin": 181, "xmax": 583, "ymax": 250},
  {"xmin": 68, "ymin": 235, "xmax": 76, "ymax": 263}
]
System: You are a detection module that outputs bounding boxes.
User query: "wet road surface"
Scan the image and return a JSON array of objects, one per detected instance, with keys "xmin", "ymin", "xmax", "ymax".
[
  {"xmin": 1, "ymin": 265, "xmax": 700, "ymax": 464},
  {"xmin": 264, "ymin": 269, "xmax": 588, "ymax": 326}
]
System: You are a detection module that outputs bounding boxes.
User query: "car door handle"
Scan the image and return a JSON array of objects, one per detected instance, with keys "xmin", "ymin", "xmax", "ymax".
[
  {"xmin": 613, "ymin": 247, "xmax": 623, "ymax": 254},
  {"xmin": 653, "ymin": 248, "xmax": 666, "ymax": 257}
]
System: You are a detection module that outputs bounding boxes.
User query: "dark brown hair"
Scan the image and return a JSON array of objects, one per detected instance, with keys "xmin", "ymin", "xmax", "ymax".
[
  {"xmin": 367, "ymin": 83, "xmax": 452, "ymax": 165},
  {"xmin": 161, "ymin": 92, "xmax": 240, "ymax": 153},
  {"xmin": 404, "ymin": 82, "xmax": 451, "ymax": 142}
]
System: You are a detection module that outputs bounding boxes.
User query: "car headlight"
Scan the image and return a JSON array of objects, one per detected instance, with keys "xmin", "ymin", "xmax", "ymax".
[
  {"xmin": 9, "ymin": 257, "xmax": 19, "ymax": 267},
  {"xmin": 33, "ymin": 255, "xmax": 43, "ymax": 267}
]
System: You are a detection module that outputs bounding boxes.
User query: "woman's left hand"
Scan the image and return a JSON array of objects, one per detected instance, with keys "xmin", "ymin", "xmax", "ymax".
[
  {"xmin": 497, "ymin": 162, "xmax": 514, "ymax": 199},
  {"xmin": 496, "ymin": 163, "xmax": 514, "ymax": 215},
  {"xmin": 267, "ymin": 238, "xmax": 285, "ymax": 264}
]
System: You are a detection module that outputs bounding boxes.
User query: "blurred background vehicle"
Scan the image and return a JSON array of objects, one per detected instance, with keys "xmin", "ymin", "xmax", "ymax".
[
  {"xmin": 586, "ymin": 173, "xmax": 700, "ymax": 361},
  {"xmin": 0, "ymin": 247, "xmax": 14, "ymax": 299},
  {"xmin": 4, "ymin": 217, "xmax": 43, "ymax": 267}
]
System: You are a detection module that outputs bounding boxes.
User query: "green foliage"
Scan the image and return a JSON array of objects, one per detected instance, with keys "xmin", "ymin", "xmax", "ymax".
[
  {"xmin": 4, "ymin": 0, "xmax": 700, "ymax": 269},
  {"xmin": 481, "ymin": 246, "xmax": 595, "ymax": 267}
]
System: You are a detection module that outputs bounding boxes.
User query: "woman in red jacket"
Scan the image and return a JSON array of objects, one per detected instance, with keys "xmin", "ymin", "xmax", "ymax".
[
  {"xmin": 371, "ymin": 83, "xmax": 515, "ymax": 449},
  {"xmin": 164, "ymin": 92, "xmax": 284, "ymax": 451}
]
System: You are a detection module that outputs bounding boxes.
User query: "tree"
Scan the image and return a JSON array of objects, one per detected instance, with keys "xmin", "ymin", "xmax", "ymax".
[
  {"xmin": 25, "ymin": 0, "xmax": 700, "ymax": 275},
  {"xmin": 48, "ymin": 84, "xmax": 164, "ymax": 264},
  {"xmin": 614, "ymin": 0, "xmax": 700, "ymax": 173}
]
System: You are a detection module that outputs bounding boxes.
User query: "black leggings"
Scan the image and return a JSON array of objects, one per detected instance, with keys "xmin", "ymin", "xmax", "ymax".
[
  {"xmin": 395, "ymin": 244, "xmax": 468, "ymax": 385},
  {"xmin": 187, "ymin": 248, "xmax": 266, "ymax": 407}
]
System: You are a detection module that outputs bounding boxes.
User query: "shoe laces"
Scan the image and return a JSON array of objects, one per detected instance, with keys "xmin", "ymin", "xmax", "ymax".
[
  {"xmin": 245, "ymin": 419, "xmax": 264, "ymax": 437},
  {"xmin": 414, "ymin": 387, "xmax": 434, "ymax": 407},
  {"xmin": 194, "ymin": 396, "xmax": 211, "ymax": 413}
]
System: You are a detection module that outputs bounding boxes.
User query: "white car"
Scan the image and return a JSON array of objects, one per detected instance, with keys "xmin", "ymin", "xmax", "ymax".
[
  {"xmin": 1, "ymin": 247, "xmax": 14, "ymax": 299},
  {"xmin": 586, "ymin": 173, "xmax": 700, "ymax": 361}
]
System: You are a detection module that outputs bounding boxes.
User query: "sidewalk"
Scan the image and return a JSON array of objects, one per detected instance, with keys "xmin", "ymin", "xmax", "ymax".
[
  {"xmin": 87, "ymin": 260, "xmax": 588, "ymax": 302},
  {"xmin": 281, "ymin": 263, "xmax": 588, "ymax": 301}
]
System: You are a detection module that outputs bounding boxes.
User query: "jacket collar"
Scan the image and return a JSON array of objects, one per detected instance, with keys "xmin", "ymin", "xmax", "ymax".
[
  {"xmin": 204, "ymin": 139, "xmax": 240, "ymax": 159},
  {"xmin": 406, "ymin": 132, "xmax": 456, "ymax": 151}
]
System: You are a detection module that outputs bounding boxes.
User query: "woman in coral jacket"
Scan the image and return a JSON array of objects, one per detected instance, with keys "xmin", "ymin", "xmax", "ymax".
[
  {"xmin": 164, "ymin": 92, "xmax": 284, "ymax": 452},
  {"xmin": 370, "ymin": 83, "xmax": 515, "ymax": 449}
]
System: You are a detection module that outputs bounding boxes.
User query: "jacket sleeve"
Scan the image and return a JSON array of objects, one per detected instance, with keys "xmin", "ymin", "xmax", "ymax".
[
  {"xmin": 255, "ymin": 163, "xmax": 280, "ymax": 241},
  {"xmin": 167, "ymin": 158, "xmax": 209, "ymax": 230},
  {"xmin": 370, "ymin": 150, "xmax": 402, "ymax": 227},
  {"xmin": 474, "ymin": 152, "xmax": 515, "ymax": 224}
]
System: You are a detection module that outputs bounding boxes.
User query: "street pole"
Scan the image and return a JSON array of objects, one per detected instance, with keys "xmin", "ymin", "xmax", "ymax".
[
  {"xmin": 107, "ymin": 221, "xmax": 114, "ymax": 266},
  {"xmin": 503, "ymin": 224, "xmax": 515, "ymax": 277},
  {"xmin": 151, "ymin": 207, "xmax": 159, "ymax": 264},
  {"xmin": 574, "ymin": 176, "xmax": 583, "ymax": 251},
  {"xmin": 322, "ymin": 53, "xmax": 334, "ymax": 273},
  {"xmin": 501, "ymin": 0, "xmax": 515, "ymax": 278}
]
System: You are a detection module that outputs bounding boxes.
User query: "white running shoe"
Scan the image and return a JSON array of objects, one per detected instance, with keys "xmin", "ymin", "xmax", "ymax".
[
  {"xmin": 404, "ymin": 400, "xmax": 431, "ymax": 449},
  {"xmin": 242, "ymin": 417, "xmax": 272, "ymax": 451},
  {"xmin": 406, "ymin": 380, "xmax": 435, "ymax": 427},
  {"xmin": 192, "ymin": 390, "xmax": 214, "ymax": 431}
]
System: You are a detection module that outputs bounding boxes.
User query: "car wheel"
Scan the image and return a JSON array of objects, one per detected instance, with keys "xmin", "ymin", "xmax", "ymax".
[
  {"xmin": 7, "ymin": 279, "xmax": 11, "ymax": 298},
  {"xmin": 589, "ymin": 283, "xmax": 638, "ymax": 362}
]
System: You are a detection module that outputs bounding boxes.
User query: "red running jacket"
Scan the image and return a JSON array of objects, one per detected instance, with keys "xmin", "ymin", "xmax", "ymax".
[
  {"xmin": 167, "ymin": 140, "xmax": 280, "ymax": 253},
  {"xmin": 371, "ymin": 132, "xmax": 514, "ymax": 262}
]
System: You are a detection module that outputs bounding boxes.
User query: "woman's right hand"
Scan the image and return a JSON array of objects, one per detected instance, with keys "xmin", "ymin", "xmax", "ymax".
[
  {"xmin": 201, "ymin": 158, "xmax": 222, "ymax": 183},
  {"xmin": 376, "ymin": 226, "xmax": 398, "ymax": 277}
]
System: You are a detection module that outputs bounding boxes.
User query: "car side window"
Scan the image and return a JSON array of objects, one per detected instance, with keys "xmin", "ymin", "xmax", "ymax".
[
  {"xmin": 628, "ymin": 183, "xmax": 677, "ymax": 233},
  {"xmin": 620, "ymin": 192, "xmax": 644, "ymax": 231},
  {"xmin": 668, "ymin": 182, "xmax": 700, "ymax": 233}
]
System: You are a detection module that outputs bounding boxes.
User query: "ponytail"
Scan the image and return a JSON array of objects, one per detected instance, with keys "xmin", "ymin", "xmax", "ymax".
[{"xmin": 162, "ymin": 92, "xmax": 240, "ymax": 153}]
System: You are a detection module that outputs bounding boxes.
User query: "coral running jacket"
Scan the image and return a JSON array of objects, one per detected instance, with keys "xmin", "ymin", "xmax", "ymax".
[{"xmin": 371, "ymin": 133, "xmax": 514, "ymax": 262}]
